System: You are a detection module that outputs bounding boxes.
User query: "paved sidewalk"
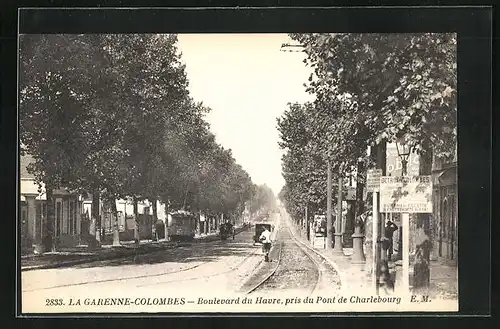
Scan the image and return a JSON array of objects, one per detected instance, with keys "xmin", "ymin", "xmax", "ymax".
[
  {"xmin": 21, "ymin": 228, "xmax": 247, "ymax": 271},
  {"xmin": 21, "ymin": 240, "xmax": 178, "ymax": 271},
  {"xmin": 291, "ymin": 224, "xmax": 457, "ymax": 298}
]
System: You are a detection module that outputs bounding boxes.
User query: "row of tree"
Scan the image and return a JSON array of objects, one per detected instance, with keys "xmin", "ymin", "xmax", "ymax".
[
  {"xmin": 20, "ymin": 34, "xmax": 268, "ymax": 251},
  {"xmin": 248, "ymin": 184, "xmax": 277, "ymax": 215},
  {"xmin": 277, "ymin": 33, "xmax": 456, "ymax": 288}
]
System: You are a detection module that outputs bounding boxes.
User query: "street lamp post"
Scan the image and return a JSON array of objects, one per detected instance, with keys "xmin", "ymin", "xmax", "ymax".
[
  {"xmin": 395, "ymin": 141, "xmax": 412, "ymax": 177},
  {"xmin": 394, "ymin": 140, "xmax": 412, "ymax": 261},
  {"xmin": 332, "ymin": 168, "xmax": 344, "ymax": 255},
  {"xmin": 395, "ymin": 139, "xmax": 412, "ymax": 293}
]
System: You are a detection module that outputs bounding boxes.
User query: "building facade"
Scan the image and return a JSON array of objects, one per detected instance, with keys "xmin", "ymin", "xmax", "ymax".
[
  {"xmin": 21, "ymin": 155, "xmax": 170, "ymax": 250},
  {"xmin": 431, "ymin": 153, "xmax": 458, "ymax": 265},
  {"xmin": 20, "ymin": 155, "xmax": 83, "ymax": 250}
]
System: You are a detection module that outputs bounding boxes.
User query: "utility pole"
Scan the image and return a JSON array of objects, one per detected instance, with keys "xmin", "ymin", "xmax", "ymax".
[
  {"xmin": 326, "ymin": 160, "xmax": 333, "ymax": 250},
  {"xmin": 377, "ymin": 143, "xmax": 387, "ymax": 261},
  {"xmin": 370, "ymin": 142, "xmax": 386, "ymax": 293},
  {"xmin": 333, "ymin": 171, "xmax": 344, "ymax": 254},
  {"xmin": 372, "ymin": 187, "xmax": 380, "ymax": 294},
  {"xmin": 401, "ymin": 151, "xmax": 410, "ymax": 293}
]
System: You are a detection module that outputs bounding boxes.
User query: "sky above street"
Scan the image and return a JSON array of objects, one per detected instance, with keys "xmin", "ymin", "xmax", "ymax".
[{"xmin": 176, "ymin": 33, "xmax": 315, "ymax": 195}]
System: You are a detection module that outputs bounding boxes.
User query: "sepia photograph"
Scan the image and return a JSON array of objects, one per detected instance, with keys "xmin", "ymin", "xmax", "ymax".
[{"xmin": 19, "ymin": 31, "xmax": 458, "ymax": 313}]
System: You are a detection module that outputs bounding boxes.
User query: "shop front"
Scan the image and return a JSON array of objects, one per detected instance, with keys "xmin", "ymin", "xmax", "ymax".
[{"xmin": 431, "ymin": 163, "xmax": 457, "ymax": 265}]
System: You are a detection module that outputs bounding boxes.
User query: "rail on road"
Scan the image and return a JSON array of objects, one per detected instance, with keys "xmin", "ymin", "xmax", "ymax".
[{"xmin": 241, "ymin": 215, "xmax": 341, "ymax": 296}]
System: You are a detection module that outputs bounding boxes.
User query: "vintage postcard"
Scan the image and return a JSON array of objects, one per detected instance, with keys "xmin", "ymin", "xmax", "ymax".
[{"xmin": 19, "ymin": 30, "xmax": 458, "ymax": 314}]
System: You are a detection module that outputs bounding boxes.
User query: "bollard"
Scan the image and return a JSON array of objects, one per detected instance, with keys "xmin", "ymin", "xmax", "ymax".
[{"xmin": 350, "ymin": 225, "xmax": 366, "ymax": 264}]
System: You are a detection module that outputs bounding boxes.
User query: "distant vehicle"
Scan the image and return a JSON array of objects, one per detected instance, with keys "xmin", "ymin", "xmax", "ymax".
[
  {"xmin": 167, "ymin": 210, "xmax": 196, "ymax": 241},
  {"xmin": 219, "ymin": 222, "xmax": 234, "ymax": 241}
]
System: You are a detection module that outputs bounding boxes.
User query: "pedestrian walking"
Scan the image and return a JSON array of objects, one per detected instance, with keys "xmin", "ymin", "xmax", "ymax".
[
  {"xmin": 384, "ymin": 220, "xmax": 398, "ymax": 261},
  {"xmin": 259, "ymin": 227, "xmax": 272, "ymax": 262}
]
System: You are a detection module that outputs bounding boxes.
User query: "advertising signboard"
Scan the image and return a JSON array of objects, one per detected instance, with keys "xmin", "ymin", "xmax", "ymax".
[
  {"xmin": 366, "ymin": 169, "xmax": 383, "ymax": 192},
  {"xmin": 386, "ymin": 143, "xmax": 420, "ymax": 177},
  {"xmin": 380, "ymin": 175, "xmax": 433, "ymax": 213}
]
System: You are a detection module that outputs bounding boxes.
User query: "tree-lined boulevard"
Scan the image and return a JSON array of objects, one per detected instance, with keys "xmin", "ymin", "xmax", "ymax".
[{"xmin": 20, "ymin": 33, "xmax": 458, "ymax": 303}]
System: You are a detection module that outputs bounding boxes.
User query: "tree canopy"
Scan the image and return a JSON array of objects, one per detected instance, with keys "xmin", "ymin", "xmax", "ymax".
[
  {"xmin": 20, "ymin": 34, "xmax": 261, "ymax": 247},
  {"xmin": 290, "ymin": 33, "xmax": 457, "ymax": 159},
  {"xmin": 278, "ymin": 33, "xmax": 457, "ymax": 220}
]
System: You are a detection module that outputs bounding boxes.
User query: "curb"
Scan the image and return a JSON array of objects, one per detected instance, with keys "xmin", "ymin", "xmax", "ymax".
[
  {"xmin": 293, "ymin": 228, "xmax": 373, "ymax": 292},
  {"xmin": 286, "ymin": 219, "xmax": 349, "ymax": 291}
]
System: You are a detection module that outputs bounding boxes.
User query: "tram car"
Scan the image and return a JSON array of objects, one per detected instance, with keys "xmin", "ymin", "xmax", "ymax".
[
  {"xmin": 314, "ymin": 214, "xmax": 327, "ymax": 237},
  {"xmin": 253, "ymin": 223, "xmax": 272, "ymax": 245},
  {"xmin": 167, "ymin": 210, "xmax": 196, "ymax": 242},
  {"xmin": 219, "ymin": 222, "xmax": 234, "ymax": 240}
]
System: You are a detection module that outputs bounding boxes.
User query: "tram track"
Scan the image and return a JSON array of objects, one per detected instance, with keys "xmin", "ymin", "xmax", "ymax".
[
  {"xmin": 242, "ymin": 224, "xmax": 321, "ymax": 295},
  {"xmin": 243, "ymin": 241, "xmax": 284, "ymax": 294},
  {"xmin": 136, "ymin": 219, "xmax": 283, "ymax": 289},
  {"xmin": 242, "ymin": 219, "xmax": 341, "ymax": 295}
]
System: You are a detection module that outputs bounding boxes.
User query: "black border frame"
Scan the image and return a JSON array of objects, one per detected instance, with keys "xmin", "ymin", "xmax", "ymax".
[{"xmin": 1, "ymin": 3, "xmax": 493, "ymax": 323}]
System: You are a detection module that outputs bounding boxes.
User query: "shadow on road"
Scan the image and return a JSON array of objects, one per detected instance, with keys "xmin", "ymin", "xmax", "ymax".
[{"xmin": 71, "ymin": 234, "xmax": 259, "ymax": 269}]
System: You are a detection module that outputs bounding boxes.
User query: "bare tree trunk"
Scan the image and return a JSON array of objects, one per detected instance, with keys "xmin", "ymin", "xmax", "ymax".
[
  {"xmin": 332, "ymin": 173, "xmax": 344, "ymax": 253},
  {"xmin": 111, "ymin": 198, "xmax": 120, "ymax": 247},
  {"xmin": 133, "ymin": 196, "xmax": 139, "ymax": 245},
  {"xmin": 326, "ymin": 160, "xmax": 333, "ymax": 249},
  {"xmin": 92, "ymin": 190, "xmax": 101, "ymax": 246},
  {"xmin": 152, "ymin": 198, "xmax": 158, "ymax": 241},
  {"xmin": 354, "ymin": 160, "xmax": 366, "ymax": 244},
  {"xmin": 355, "ymin": 160, "xmax": 366, "ymax": 219},
  {"xmin": 165, "ymin": 199, "xmax": 170, "ymax": 241},
  {"xmin": 182, "ymin": 185, "xmax": 189, "ymax": 210},
  {"xmin": 43, "ymin": 185, "xmax": 55, "ymax": 252},
  {"xmin": 196, "ymin": 212, "xmax": 201, "ymax": 236}
]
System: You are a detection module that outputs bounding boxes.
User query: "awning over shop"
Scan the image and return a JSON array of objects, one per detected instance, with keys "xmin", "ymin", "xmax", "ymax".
[{"xmin": 432, "ymin": 165, "xmax": 457, "ymax": 187}]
